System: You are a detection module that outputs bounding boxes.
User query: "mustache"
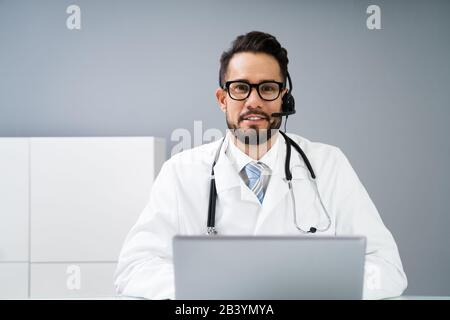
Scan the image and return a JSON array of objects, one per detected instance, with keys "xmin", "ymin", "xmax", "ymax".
[{"xmin": 238, "ymin": 110, "xmax": 270, "ymax": 123}]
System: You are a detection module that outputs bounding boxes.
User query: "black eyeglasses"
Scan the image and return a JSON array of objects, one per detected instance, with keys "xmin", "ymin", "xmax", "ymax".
[{"xmin": 223, "ymin": 80, "xmax": 284, "ymax": 101}]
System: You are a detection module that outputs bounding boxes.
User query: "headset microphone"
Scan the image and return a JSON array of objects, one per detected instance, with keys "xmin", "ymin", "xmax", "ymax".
[
  {"xmin": 271, "ymin": 109, "xmax": 296, "ymax": 117},
  {"xmin": 271, "ymin": 72, "xmax": 296, "ymax": 118}
]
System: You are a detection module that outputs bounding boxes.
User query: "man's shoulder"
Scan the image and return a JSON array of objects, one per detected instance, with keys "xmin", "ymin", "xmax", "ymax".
[
  {"xmin": 286, "ymin": 133, "xmax": 343, "ymax": 158},
  {"xmin": 285, "ymin": 133, "xmax": 352, "ymax": 183},
  {"xmin": 285, "ymin": 133, "xmax": 349, "ymax": 172}
]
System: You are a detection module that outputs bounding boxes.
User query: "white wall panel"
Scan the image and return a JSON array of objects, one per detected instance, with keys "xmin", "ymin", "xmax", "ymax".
[
  {"xmin": 0, "ymin": 139, "xmax": 29, "ymax": 262},
  {"xmin": 30, "ymin": 137, "xmax": 165, "ymax": 262}
]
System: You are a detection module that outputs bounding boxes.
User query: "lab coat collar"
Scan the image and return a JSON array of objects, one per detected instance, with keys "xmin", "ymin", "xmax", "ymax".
[
  {"xmin": 213, "ymin": 135, "xmax": 242, "ymax": 194},
  {"xmin": 216, "ymin": 132, "xmax": 283, "ymax": 205},
  {"xmin": 214, "ymin": 132, "xmax": 311, "ymax": 203},
  {"xmin": 226, "ymin": 133, "xmax": 281, "ymax": 174},
  {"xmin": 273, "ymin": 133, "xmax": 311, "ymax": 179}
]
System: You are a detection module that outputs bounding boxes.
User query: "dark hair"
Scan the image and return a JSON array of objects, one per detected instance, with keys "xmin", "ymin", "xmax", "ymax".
[{"xmin": 219, "ymin": 31, "xmax": 289, "ymax": 87}]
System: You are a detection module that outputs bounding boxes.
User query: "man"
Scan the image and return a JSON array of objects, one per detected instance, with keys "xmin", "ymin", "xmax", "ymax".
[{"xmin": 114, "ymin": 31, "xmax": 407, "ymax": 300}]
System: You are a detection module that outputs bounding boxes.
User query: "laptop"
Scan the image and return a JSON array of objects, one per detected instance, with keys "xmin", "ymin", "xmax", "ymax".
[{"xmin": 173, "ymin": 235, "xmax": 366, "ymax": 300}]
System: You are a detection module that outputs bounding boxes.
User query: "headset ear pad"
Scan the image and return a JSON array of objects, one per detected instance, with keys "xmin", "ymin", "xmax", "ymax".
[{"xmin": 282, "ymin": 91, "xmax": 296, "ymax": 113}]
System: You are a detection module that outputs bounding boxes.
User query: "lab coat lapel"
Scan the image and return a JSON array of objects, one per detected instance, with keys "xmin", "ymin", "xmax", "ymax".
[
  {"xmin": 255, "ymin": 172, "xmax": 288, "ymax": 231},
  {"xmin": 215, "ymin": 135, "xmax": 261, "ymax": 205},
  {"xmin": 216, "ymin": 160, "xmax": 260, "ymax": 204},
  {"xmin": 254, "ymin": 135, "xmax": 310, "ymax": 232},
  {"xmin": 214, "ymin": 139, "xmax": 241, "ymax": 194}
]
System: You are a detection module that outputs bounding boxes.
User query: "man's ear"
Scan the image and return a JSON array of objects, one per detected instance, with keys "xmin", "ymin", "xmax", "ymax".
[{"xmin": 215, "ymin": 87, "xmax": 227, "ymax": 113}]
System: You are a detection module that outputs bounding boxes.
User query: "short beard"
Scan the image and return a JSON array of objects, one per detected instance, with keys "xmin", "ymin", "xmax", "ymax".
[{"xmin": 226, "ymin": 110, "xmax": 282, "ymax": 145}]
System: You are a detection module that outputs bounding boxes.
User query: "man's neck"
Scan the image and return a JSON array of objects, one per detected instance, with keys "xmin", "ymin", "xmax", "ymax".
[{"xmin": 232, "ymin": 132, "xmax": 279, "ymax": 160}]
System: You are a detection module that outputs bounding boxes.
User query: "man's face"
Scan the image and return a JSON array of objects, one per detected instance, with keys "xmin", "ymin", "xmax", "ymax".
[{"xmin": 216, "ymin": 52, "xmax": 286, "ymax": 145}]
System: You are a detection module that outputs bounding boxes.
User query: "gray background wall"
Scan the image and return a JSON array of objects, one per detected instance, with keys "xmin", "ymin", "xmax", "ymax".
[{"xmin": 1, "ymin": 0, "xmax": 449, "ymax": 296}]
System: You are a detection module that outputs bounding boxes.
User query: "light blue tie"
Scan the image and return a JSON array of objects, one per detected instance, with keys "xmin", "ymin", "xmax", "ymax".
[{"xmin": 243, "ymin": 162, "xmax": 270, "ymax": 204}]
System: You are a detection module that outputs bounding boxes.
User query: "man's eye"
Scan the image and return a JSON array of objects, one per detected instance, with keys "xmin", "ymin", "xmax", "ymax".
[
  {"xmin": 260, "ymin": 84, "xmax": 276, "ymax": 92},
  {"xmin": 234, "ymin": 84, "xmax": 249, "ymax": 92}
]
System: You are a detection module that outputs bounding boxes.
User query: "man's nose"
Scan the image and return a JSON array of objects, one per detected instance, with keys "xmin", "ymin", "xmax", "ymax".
[{"xmin": 244, "ymin": 87, "xmax": 264, "ymax": 107}]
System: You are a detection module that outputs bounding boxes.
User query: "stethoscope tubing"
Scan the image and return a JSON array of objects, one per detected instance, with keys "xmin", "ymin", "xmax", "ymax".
[{"xmin": 207, "ymin": 131, "xmax": 331, "ymax": 235}]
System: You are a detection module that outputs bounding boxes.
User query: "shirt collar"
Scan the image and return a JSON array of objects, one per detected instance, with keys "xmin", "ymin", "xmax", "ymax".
[{"xmin": 225, "ymin": 131, "xmax": 281, "ymax": 173}]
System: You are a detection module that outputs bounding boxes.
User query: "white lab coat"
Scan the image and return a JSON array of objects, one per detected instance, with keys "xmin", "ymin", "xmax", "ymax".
[{"xmin": 114, "ymin": 133, "xmax": 407, "ymax": 300}]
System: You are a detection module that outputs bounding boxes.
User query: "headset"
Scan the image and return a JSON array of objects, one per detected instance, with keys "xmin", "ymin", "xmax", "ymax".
[
  {"xmin": 207, "ymin": 72, "xmax": 332, "ymax": 235},
  {"xmin": 273, "ymin": 72, "xmax": 296, "ymax": 118}
]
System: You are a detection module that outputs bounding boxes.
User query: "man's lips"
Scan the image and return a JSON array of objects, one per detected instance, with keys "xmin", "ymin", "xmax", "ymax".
[{"xmin": 239, "ymin": 114, "xmax": 269, "ymax": 123}]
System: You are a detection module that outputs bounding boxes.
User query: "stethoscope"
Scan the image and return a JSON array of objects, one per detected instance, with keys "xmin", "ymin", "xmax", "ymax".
[{"xmin": 206, "ymin": 130, "xmax": 332, "ymax": 235}]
